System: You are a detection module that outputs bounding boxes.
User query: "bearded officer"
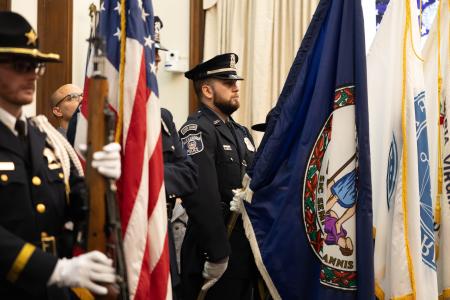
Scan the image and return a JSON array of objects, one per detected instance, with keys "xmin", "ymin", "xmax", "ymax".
[
  {"xmin": 0, "ymin": 12, "xmax": 121, "ymax": 299},
  {"xmin": 179, "ymin": 53, "xmax": 257, "ymax": 300}
]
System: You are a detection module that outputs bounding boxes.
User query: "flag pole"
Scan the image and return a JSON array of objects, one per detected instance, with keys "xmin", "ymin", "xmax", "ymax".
[{"xmin": 114, "ymin": 0, "xmax": 127, "ymax": 143}]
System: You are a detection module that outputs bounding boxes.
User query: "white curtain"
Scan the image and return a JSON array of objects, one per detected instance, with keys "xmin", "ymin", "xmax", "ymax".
[{"xmin": 203, "ymin": 0, "xmax": 319, "ymax": 142}]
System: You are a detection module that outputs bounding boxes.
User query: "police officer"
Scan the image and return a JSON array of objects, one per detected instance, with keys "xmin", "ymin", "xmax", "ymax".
[
  {"xmin": 154, "ymin": 16, "xmax": 198, "ymax": 300},
  {"xmin": 0, "ymin": 12, "xmax": 120, "ymax": 299},
  {"xmin": 179, "ymin": 53, "xmax": 257, "ymax": 300}
]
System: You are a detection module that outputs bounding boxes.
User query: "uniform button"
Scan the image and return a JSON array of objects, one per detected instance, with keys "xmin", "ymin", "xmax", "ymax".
[
  {"xmin": 230, "ymin": 157, "xmax": 234, "ymax": 161},
  {"xmin": 0, "ymin": 174, "xmax": 8, "ymax": 182},
  {"xmin": 58, "ymin": 172, "xmax": 64, "ymax": 179},
  {"xmin": 36, "ymin": 203, "xmax": 46, "ymax": 214},
  {"xmin": 171, "ymin": 145, "xmax": 175, "ymax": 151},
  {"xmin": 32, "ymin": 176, "xmax": 41, "ymax": 186}
]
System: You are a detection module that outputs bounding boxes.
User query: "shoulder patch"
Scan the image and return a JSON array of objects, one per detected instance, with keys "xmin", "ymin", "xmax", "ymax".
[
  {"xmin": 181, "ymin": 132, "xmax": 204, "ymax": 155},
  {"xmin": 180, "ymin": 124, "xmax": 198, "ymax": 135}
]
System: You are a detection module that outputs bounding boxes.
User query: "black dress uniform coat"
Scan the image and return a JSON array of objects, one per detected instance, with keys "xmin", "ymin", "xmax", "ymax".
[
  {"xmin": 179, "ymin": 105, "xmax": 256, "ymax": 300},
  {"xmin": 161, "ymin": 108, "xmax": 198, "ymax": 299},
  {"xmin": 0, "ymin": 120, "xmax": 86, "ymax": 300},
  {"xmin": 162, "ymin": 108, "xmax": 198, "ymax": 204}
]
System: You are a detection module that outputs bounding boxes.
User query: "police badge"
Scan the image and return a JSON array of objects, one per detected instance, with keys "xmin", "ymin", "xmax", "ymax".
[
  {"xmin": 230, "ymin": 54, "xmax": 236, "ymax": 69},
  {"xmin": 244, "ymin": 137, "xmax": 255, "ymax": 152}
]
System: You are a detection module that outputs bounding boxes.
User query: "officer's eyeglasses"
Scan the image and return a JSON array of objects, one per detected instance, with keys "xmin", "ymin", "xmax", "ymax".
[
  {"xmin": 54, "ymin": 93, "xmax": 83, "ymax": 107},
  {"xmin": 0, "ymin": 59, "xmax": 46, "ymax": 76}
]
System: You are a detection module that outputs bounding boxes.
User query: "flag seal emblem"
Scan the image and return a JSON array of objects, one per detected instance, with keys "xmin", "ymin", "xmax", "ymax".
[
  {"xmin": 386, "ymin": 135, "xmax": 399, "ymax": 210},
  {"xmin": 303, "ymin": 85, "xmax": 358, "ymax": 290}
]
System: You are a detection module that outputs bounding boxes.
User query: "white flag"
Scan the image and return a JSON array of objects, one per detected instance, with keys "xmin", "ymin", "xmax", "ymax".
[
  {"xmin": 368, "ymin": 0, "xmax": 438, "ymax": 299},
  {"xmin": 423, "ymin": 0, "xmax": 450, "ymax": 298}
]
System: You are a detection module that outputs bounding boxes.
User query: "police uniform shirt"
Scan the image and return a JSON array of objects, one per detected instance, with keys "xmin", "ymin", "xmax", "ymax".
[
  {"xmin": 178, "ymin": 105, "xmax": 256, "ymax": 267},
  {"xmin": 0, "ymin": 107, "xmax": 86, "ymax": 299}
]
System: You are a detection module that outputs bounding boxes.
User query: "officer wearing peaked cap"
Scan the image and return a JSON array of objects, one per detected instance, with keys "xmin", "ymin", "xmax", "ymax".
[
  {"xmin": 154, "ymin": 16, "xmax": 169, "ymax": 52},
  {"xmin": 0, "ymin": 12, "xmax": 121, "ymax": 299},
  {"xmin": 179, "ymin": 53, "xmax": 258, "ymax": 300},
  {"xmin": 153, "ymin": 16, "xmax": 199, "ymax": 300}
]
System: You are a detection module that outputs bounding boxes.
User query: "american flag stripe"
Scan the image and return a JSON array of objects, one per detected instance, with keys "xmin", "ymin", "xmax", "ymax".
[{"xmin": 74, "ymin": 1, "xmax": 171, "ymax": 299}]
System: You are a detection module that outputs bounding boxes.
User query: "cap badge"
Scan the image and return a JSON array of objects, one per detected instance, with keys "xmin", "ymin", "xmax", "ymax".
[
  {"xmin": 155, "ymin": 21, "xmax": 161, "ymax": 32},
  {"xmin": 25, "ymin": 29, "xmax": 37, "ymax": 46},
  {"xmin": 230, "ymin": 54, "xmax": 236, "ymax": 69}
]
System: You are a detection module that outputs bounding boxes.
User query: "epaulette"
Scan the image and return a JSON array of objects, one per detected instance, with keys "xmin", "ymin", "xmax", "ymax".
[{"xmin": 187, "ymin": 110, "xmax": 203, "ymax": 121}]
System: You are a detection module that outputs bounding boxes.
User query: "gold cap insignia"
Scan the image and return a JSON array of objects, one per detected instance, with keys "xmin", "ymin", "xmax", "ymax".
[
  {"xmin": 154, "ymin": 21, "xmax": 161, "ymax": 42},
  {"xmin": 155, "ymin": 21, "xmax": 162, "ymax": 32},
  {"xmin": 25, "ymin": 29, "xmax": 37, "ymax": 46},
  {"xmin": 230, "ymin": 54, "xmax": 236, "ymax": 69}
]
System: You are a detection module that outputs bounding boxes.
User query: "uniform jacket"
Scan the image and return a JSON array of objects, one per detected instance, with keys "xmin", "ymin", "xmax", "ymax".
[
  {"xmin": 161, "ymin": 108, "xmax": 198, "ymax": 203},
  {"xmin": 0, "ymin": 120, "xmax": 86, "ymax": 299},
  {"xmin": 178, "ymin": 105, "xmax": 255, "ymax": 278},
  {"xmin": 161, "ymin": 108, "xmax": 198, "ymax": 296}
]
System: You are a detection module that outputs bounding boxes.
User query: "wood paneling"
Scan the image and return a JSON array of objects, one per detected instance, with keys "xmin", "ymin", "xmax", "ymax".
[
  {"xmin": 189, "ymin": 0, "xmax": 205, "ymax": 113},
  {"xmin": 0, "ymin": 0, "xmax": 11, "ymax": 11},
  {"xmin": 37, "ymin": 0, "xmax": 72, "ymax": 124}
]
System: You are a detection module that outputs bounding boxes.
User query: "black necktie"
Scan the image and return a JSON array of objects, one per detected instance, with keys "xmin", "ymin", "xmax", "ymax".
[
  {"xmin": 15, "ymin": 119, "xmax": 29, "ymax": 158},
  {"xmin": 15, "ymin": 119, "xmax": 26, "ymax": 137}
]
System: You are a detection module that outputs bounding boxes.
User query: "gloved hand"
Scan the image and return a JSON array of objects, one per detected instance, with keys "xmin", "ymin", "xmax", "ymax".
[
  {"xmin": 230, "ymin": 174, "xmax": 253, "ymax": 213},
  {"xmin": 47, "ymin": 251, "xmax": 116, "ymax": 295},
  {"xmin": 230, "ymin": 189, "xmax": 244, "ymax": 214},
  {"xmin": 202, "ymin": 257, "xmax": 228, "ymax": 279},
  {"xmin": 91, "ymin": 143, "xmax": 121, "ymax": 179}
]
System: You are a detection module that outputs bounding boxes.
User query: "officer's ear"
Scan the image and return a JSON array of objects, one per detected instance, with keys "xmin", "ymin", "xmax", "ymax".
[{"xmin": 201, "ymin": 82, "xmax": 213, "ymax": 100}]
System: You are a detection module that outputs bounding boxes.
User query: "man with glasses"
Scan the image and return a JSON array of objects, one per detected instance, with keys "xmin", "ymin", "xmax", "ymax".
[
  {"xmin": 50, "ymin": 84, "xmax": 83, "ymax": 137},
  {"xmin": 0, "ymin": 12, "xmax": 120, "ymax": 299}
]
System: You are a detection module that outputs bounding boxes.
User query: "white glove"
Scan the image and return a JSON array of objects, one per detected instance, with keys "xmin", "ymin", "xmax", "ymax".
[
  {"xmin": 230, "ymin": 189, "xmax": 244, "ymax": 214},
  {"xmin": 230, "ymin": 174, "xmax": 254, "ymax": 213},
  {"xmin": 47, "ymin": 251, "xmax": 116, "ymax": 295},
  {"xmin": 91, "ymin": 143, "xmax": 122, "ymax": 179},
  {"xmin": 202, "ymin": 257, "xmax": 228, "ymax": 281}
]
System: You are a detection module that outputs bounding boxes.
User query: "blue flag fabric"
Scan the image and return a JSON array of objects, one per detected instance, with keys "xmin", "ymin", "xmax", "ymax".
[{"xmin": 244, "ymin": 0, "xmax": 374, "ymax": 299}]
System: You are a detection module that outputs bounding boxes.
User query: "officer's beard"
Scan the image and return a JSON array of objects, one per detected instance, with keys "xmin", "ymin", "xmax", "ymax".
[{"xmin": 213, "ymin": 92, "xmax": 240, "ymax": 116}]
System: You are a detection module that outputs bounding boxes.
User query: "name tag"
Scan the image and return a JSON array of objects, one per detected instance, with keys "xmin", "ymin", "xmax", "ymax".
[
  {"xmin": 0, "ymin": 162, "xmax": 15, "ymax": 171},
  {"xmin": 223, "ymin": 145, "xmax": 232, "ymax": 151}
]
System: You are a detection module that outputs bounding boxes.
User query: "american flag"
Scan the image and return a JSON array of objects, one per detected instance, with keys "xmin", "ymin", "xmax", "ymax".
[{"xmin": 73, "ymin": 0, "xmax": 171, "ymax": 299}]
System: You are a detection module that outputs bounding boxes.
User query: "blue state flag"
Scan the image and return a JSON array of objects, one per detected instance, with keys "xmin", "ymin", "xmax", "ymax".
[{"xmin": 243, "ymin": 0, "xmax": 374, "ymax": 299}]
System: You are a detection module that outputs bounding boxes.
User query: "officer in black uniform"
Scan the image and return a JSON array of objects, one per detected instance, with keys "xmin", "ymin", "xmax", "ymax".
[
  {"xmin": 179, "ymin": 53, "xmax": 257, "ymax": 300},
  {"xmin": 0, "ymin": 12, "xmax": 119, "ymax": 299},
  {"xmin": 154, "ymin": 16, "xmax": 199, "ymax": 300}
]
